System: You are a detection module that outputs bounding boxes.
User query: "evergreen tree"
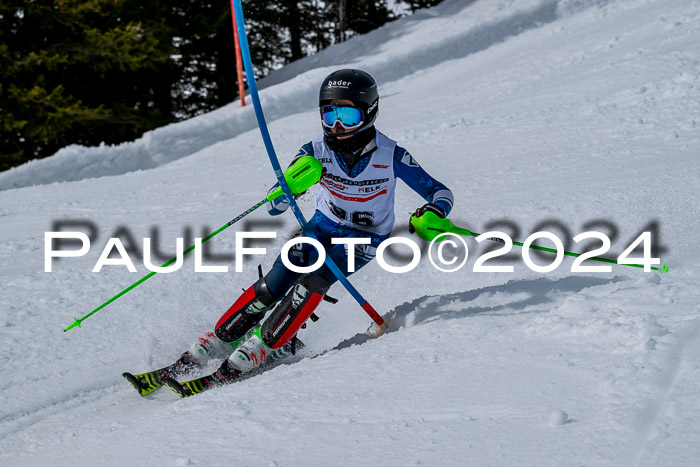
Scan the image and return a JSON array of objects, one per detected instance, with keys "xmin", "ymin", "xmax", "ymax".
[
  {"xmin": 169, "ymin": 0, "xmax": 238, "ymax": 116},
  {"xmin": 294, "ymin": 1, "xmax": 335, "ymax": 56},
  {"xmin": 0, "ymin": 0, "xmax": 406, "ymax": 172},
  {"xmin": 0, "ymin": 0, "xmax": 174, "ymax": 171},
  {"xmin": 346, "ymin": 0, "xmax": 392, "ymax": 36},
  {"xmin": 332, "ymin": 0, "xmax": 394, "ymax": 42}
]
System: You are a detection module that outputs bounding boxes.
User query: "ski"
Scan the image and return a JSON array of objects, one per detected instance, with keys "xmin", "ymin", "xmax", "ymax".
[
  {"xmin": 122, "ymin": 370, "xmax": 165, "ymax": 397},
  {"xmin": 162, "ymin": 371, "xmax": 233, "ymax": 398},
  {"xmin": 162, "ymin": 375, "xmax": 211, "ymax": 398},
  {"xmin": 122, "ymin": 351, "xmax": 199, "ymax": 397}
]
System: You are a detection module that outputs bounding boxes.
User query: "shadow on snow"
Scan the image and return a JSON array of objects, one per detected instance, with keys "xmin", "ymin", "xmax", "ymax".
[{"xmin": 334, "ymin": 274, "xmax": 626, "ymax": 350}]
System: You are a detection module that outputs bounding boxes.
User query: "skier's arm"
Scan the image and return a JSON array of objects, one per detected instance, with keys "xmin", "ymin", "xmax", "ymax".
[
  {"xmin": 267, "ymin": 142, "xmax": 315, "ymax": 215},
  {"xmin": 393, "ymin": 146, "xmax": 454, "ymax": 216}
]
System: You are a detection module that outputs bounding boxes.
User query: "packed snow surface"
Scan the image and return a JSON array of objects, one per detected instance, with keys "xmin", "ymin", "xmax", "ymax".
[{"xmin": 1, "ymin": 0, "xmax": 699, "ymax": 465}]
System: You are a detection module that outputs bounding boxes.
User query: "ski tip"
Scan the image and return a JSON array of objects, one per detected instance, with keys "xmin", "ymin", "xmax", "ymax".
[
  {"xmin": 122, "ymin": 372, "xmax": 145, "ymax": 397},
  {"xmin": 162, "ymin": 377, "xmax": 188, "ymax": 398},
  {"xmin": 662, "ymin": 263, "xmax": 669, "ymax": 273}
]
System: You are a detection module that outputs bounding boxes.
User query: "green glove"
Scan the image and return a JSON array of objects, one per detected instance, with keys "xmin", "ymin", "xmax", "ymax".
[
  {"xmin": 266, "ymin": 156, "xmax": 323, "ymax": 202},
  {"xmin": 409, "ymin": 205, "xmax": 470, "ymax": 242}
]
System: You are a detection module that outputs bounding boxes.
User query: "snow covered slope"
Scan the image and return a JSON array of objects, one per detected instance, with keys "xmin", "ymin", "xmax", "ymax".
[{"xmin": 1, "ymin": 0, "xmax": 699, "ymax": 465}]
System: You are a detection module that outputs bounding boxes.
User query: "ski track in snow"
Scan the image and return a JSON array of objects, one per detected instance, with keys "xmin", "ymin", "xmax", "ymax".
[
  {"xmin": 632, "ymin": 318, "xmax": 700, "ymax": 465},
  {"xmin": 1, "ymin": 0, "xmax": 699, "ymax": 464}
]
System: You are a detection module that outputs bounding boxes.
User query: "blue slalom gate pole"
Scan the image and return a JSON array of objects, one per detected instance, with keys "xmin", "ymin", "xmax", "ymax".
[{"xmin": 232, "ymin": 0, "xmax": 387, "ymax": 330}]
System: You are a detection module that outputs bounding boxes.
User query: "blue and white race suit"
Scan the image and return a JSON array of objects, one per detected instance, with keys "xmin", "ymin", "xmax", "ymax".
[{"xmin": 263, "ymin": 130, "xmax": 453, "ymax": 296}]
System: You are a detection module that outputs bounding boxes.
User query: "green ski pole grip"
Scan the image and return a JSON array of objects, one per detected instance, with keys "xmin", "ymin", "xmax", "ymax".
[
  {"xmin": 410, "ymin": 211, "xmax": 471, "ymax": 242},
  {"xmin": 266, "ymin": 156, "xmax": 323, "ymax": 202}
]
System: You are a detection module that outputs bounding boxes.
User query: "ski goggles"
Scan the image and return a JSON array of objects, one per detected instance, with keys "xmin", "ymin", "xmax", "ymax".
[{"xmin": 321, "ymin": 105, "xmax": 364, "ymax": 130}]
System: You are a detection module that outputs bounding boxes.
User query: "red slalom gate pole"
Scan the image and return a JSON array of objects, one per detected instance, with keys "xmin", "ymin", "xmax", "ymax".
[{"xmin": 230, "ymin": 0, "xmax": 246, "ymax": 106}]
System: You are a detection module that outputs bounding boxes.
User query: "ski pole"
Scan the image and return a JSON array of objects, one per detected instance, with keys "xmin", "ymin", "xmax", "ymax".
[
  {"xmin": 63, "ymin": 156, "xmax": 323, "ymax": 332},
  {"xmin": 232, "ymin": 0, "xmax": 388, "ymax": 333},
  {"xmin": 410, "ymin": 212, "xmax": 668, "ymax": 273}
]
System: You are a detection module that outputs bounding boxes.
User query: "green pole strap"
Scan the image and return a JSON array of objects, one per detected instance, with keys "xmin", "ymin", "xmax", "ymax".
[
  {"xmin": 64, "ymin": 157, "xmax": 322, "ymax": 332},
  {"xmin": 409, "ymin": 211, "xmax": 668, "ymax": 273}
]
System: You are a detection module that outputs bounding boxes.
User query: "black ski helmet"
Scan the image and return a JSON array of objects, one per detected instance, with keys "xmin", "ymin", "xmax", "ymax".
[{"xmin": 319, "ymin": 69, "xmax": 379, "ymax": 137}]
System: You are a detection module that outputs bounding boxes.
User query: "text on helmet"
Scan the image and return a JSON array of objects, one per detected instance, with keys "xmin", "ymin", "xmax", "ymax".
[{"xmin": 327, "ymin": 80, "xmax": 352, "ymax": 87}]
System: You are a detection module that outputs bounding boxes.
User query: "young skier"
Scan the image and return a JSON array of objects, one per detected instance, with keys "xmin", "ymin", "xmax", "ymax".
[{"xmin": 124, "ymin": 69, "xmax": 455, "ymax": 397}]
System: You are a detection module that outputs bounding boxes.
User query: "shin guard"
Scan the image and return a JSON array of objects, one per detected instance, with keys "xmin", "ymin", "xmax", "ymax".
[
  {"xmin": 261, "ymin": 274, "xmax": 330, "ymax": 349},
  {"xmin": 215, "ymin": 277, "xmax": 277, "ymax": 343}
]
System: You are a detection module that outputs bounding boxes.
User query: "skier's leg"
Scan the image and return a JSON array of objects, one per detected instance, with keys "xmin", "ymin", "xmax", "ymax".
[
  {"xmin": 126, "ymin": 250, "xmax": 307, "ymax": 396},
  {"xmin": 156, "ymin": 275, "xmax": 280, "ymax": 391},
  {"xmin": 155, "ymin": 274, "xmax": 284, "ymax": 376},
  {"xmin": 214, "ymin": 275, "xmax": 279, "ymax": 344},
  {"xmin": 152, "ymin": 275, "xmax": 281, "ymax": 379},
  {"xmin": 180, "ymin": 241, "xmax": 348, "ymax": 369},
  {"xmin": 223, "ymin": 235, "xmax": 382, "ymax": 373},
  {"xmin": 178, "ymin": 235, "xmax": 318, "ymax": 369},
  {"xmin": 260, "ymin": 274, "xmax": 331, "ymax": 348},
  {"xmin": 226, "ymin": 273, "xmax": 331, "ymax": 373},
  {"xmin": 215, "ymin": 221, "xmax": 381, "ymax": 376}
]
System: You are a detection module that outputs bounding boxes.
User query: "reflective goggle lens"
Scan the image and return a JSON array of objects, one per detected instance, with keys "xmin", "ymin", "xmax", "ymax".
[{"xmin": 321, "ymin": 106, "xmax": 363, "ymax": 129}]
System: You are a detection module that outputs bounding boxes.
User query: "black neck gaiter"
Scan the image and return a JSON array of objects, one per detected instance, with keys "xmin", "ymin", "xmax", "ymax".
[{"xmin": 324, "ymin": 126, "xmax": 377, "ymax": 173}]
